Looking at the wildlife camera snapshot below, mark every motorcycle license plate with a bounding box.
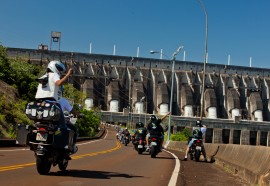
[196,146,202,150]
[36,133,48,141]
[151,142,157,146]
[138,145,143,148]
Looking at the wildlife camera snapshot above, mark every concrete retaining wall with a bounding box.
[167,141,270,186]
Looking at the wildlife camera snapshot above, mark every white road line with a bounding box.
[78,129,108,145]
[0,148,29,152]
[163,148,180,186]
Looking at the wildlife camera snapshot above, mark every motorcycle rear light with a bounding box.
[152,138,157,141]
[196,140,200,143]
[38,127,47,132]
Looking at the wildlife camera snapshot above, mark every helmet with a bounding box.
[150,115,157,121]
[196,120,202,126]
[47,60,66,74]
[137,122,144,128]
[193,129,202,138]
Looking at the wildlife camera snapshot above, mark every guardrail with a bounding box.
[101,111,270,131]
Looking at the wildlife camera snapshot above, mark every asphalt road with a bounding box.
[0,127,248,186]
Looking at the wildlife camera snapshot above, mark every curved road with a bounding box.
[0,128,176,186]
[0,127,248,186]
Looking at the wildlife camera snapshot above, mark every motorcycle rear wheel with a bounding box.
[195,149,201,162]
[58,158,69,171]
[138,148,143,154]
[150,146,156,158]
[36,156,52,175]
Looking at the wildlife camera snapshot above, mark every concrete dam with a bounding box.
[6,47,270,146]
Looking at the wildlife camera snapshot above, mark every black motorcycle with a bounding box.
[133,136,146,154]
[149,135,161,158]
[121,132,130,146]
[25,100,77,175]
[189,138,203,162]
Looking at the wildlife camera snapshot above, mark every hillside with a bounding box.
[0,79,19,101]
[0,80,23,139]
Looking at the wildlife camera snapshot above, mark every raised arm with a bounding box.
[55,68,73,86]
[160,112,170,121]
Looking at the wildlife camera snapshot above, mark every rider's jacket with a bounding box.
[134,127,147,139]
[35,72,62,101]
[147,119,164,137]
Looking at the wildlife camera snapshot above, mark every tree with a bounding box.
[75,108,101,137]
[63,83,86,106]
[0,45,42,101]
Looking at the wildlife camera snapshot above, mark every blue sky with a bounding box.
[1,0,270,68]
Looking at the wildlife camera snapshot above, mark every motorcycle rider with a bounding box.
[121,128,131,143]
[61,99,83,154]
[132,122,147,143]
[184,120,207,161]
[116,127,123,141]
[146,112,170,151]
[35,60,82,154]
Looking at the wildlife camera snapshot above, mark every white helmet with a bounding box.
[47,60,66,74]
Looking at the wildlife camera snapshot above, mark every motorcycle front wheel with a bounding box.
[36,156,52,175]
[58,158,69,171]
[189,151,194,160]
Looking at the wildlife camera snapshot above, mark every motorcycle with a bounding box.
[25,100,77,175]
[116,130,123,141]
[121,133,130,146]
[133,136,146,154]
[189,138,203,162]
[149,135,161,158]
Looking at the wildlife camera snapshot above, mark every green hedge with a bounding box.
[170,128,192,141]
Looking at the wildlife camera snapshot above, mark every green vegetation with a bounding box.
[170,128,192,141]
[0,45,101,138]
[160,117,191,142]
[76,108,102,137]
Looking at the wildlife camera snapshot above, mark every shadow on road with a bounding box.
[179,157,215,163]
[154,156,175,160]
[49,170,144,179]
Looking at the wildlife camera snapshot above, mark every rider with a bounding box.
[35,60,82,153]
[132,122,147,143]
[184,120,207,161]
[146,112,170,151]
[61,99,83,154]
[121,128,131,142]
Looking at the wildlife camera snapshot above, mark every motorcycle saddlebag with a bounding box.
[53,128,74,151]
[25,101,61,122]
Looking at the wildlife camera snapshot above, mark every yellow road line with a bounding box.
[0,167,24,172]
[0,140,122,172]
[0,163,36,170]
[71,140,121,159]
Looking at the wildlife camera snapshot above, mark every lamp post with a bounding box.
[198,0,208,120]
[128,98,133,129]
[150,46,184,142]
